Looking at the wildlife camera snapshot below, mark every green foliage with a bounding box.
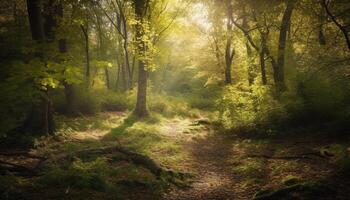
[232,158,265,184]
[217,82,283,129]
[101,91,132,112]
[75,89,101,115]
[0,175,24,200]
[148,95,190,117]
[38,158,109,191]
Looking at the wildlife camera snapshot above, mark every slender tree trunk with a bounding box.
[121,60,127,91]
[259,51,267,85]
[246,42,255,85]
[318,11,326,46]
[242,9,255,85]
[260,33,268,85]
[81,24,90,84]
[131,55,136,85]
[105,68,110,89]
[123,37,132,89]
[224,39,233,84]
[275,0,295,91]
[115,51,122,90]
[118,1,132,88]
[134,0,149,118]
[224,2,234,84]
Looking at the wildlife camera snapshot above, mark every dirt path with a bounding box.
[161,121,255,200]
[159,118,341,200]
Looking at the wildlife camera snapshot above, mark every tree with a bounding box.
[23,0,55,135]
[224,0,234,84]
[134,0,150,118]
[275,0,295,91]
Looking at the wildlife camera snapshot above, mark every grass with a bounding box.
[106,114,189,168]
[21,108,194,199]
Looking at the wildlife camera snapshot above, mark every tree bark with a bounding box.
[260,32,268,85]
[134,0,149,118]
[116,0,132,89]
[80,24,90,84]
[105,68,110,89]
[275,0,295,91]
[224,2,234,84]
[318,11,326,46]
[27,0,45,41]
[23,0,55,135]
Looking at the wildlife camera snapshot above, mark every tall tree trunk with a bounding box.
[123,36,132,89]
[121,60,127,91]
[259,32,268,85]
[81,24,90,84]
[241,9,255,85]
[318,11,326,46]
[105,68,110,89]
[224,39,233,84]
[275,0,295,91]
[115,51,122,90]
[134,0,149,118]
[24,0,55,135]
[117,1,132,89]
[224,1,234,84]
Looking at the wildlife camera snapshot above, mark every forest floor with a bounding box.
[1,111,350,200]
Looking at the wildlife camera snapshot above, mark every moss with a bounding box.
[282,175,300,186]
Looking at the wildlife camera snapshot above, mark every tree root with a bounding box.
[0,145,191,187]
[0,151,46,160]
[55,145,191,187]
[246,151,331,160]
[0,151,47,177]
[253,182,333,200]
[0,160,39,177]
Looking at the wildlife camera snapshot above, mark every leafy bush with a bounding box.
[148,95,192,117]
[101,91,132,112]
[217,72,350,134]
[217,82,283,129]
[75,89,101,115]
[53,89,134,115]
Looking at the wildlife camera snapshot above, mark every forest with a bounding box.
[0,0,350,199]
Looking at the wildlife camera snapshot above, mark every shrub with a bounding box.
[75,89,101,115]
[148,95,190,117]
[217,82,283,129]
[101,92,131,112]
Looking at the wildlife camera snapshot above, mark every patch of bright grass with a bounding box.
[232,158,265,184]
